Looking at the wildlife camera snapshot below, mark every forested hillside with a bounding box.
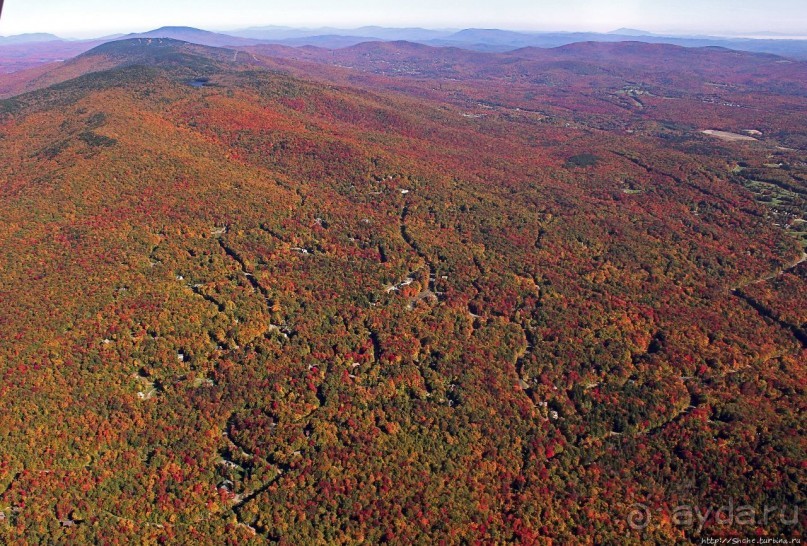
[0,39,804,543]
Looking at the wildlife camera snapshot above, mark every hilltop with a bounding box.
[0,33,62,45]
[121,26,260,47]
[0,38,261,98]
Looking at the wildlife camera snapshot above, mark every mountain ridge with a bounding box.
[0,33,62,45]
[119,26,260,47]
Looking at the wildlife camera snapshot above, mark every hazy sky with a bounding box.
[1,0,805,38]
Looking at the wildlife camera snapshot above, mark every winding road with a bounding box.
[732,251,807,292]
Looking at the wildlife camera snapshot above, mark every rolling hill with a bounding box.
[0,33,62,45]
[120,26,261,47]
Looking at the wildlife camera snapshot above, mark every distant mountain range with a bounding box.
[0,33,62,45]
[230,25,454,42]
[423,28,807,57]
[608,28,656,36]
[120,26,260,47]
[2,25,807,60]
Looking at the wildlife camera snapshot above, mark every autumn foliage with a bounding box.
[0,38,804,544]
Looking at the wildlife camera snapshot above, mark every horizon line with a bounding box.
[3,24,807,42]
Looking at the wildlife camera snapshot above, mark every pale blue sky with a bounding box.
[2,0,806,38]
